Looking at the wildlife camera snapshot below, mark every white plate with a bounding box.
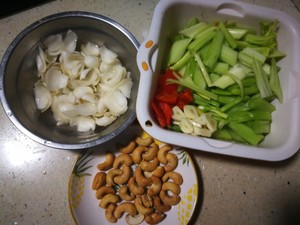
[68,124,199,225]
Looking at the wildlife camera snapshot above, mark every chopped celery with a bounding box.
[270,58,283,103]
[246,120,271,134]
[180,22,211,38]
[188,26,217,51]
[252,57,273,98]
[219,22,238,49]
[228,28,249,40]
[213,62,229,74]
[170,51,191,71]
[227,121,264,145]
[192,50,213,87]
[203,31,224,69]
[167,38,192,66]
[219,44,238,66]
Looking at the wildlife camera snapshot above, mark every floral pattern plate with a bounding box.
[68,124,199,225]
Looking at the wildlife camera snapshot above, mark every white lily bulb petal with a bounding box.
[43,34,63,56]
[63,29,78,53]
[58,102,79,118]
[95,115,117,126]
[70,116,96,132]
[97,98,107,115]
[81,42,100,56]
[45,67,68,91]
[118,78,133,98]
[99,44,117,64]
[73,86,94,99]
[101,64,125,86]
[83,54,99,68]
[36,47,47,74]
[33,83,52,112]
[75,102,98,116]
[104,90,128,116]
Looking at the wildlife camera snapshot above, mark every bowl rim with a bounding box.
[0,11,140,150]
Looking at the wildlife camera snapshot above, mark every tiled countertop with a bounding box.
[0,0,299,225]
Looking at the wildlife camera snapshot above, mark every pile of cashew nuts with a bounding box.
[92,135,183,225]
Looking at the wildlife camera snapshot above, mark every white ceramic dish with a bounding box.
[68,124,199,225]
[136,0,300,161]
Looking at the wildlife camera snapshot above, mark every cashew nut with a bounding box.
[113,153,133,169]
[135,167,152,187]
[164,153,178,172]
[119,140,136,154]
[106,168,123,186]
[135,136,153,146]
[114,202,138,219]
[140,158,159,172]
[141,194,153,208]
[119,185,136,201]
[105,203,117,223]
[157,145,173,164]
[159,182,181,206]
[145,166,165,178]
[125,213,145,225]
[97,151,115,171]
[99,193,119,209]
[162,171,183,185]
[114,164,132,185]
[95,186,115,199]
[134,196,153,215]
[92,172,106,190]
[147,175,162,197]
[132,146,148,164]
[128,177,145,195]
[144,212,166,224]
[153,196,171,213]
[142,142,159,161]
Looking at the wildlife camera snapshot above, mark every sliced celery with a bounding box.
[167,38,192,66]
[180,22,211,38]
[219,22,238,49]
[252,57,273,98]
[227,121,264,145]
[192,51,213,87]
[270,58,283,103]
[203,31,224,69]
[188,26,217,51]
[228,28,249,40]
[170,51,191,71]
[246,120,271,134]
[219,44,238,66]
[213,62,229,74]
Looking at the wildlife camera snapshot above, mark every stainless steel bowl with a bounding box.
[0,11,140,149]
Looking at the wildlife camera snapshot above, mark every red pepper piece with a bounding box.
[151,100,167,128]
[177,89,193,110]
[158,69,178,93]
[158,102,173,127]
[154,90,178,105]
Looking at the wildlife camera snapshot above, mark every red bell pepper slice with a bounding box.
[177,88,193,110]
[151,100,167,128]
[154,90,178,105]
[158,69,178,93]
[158,102,173,127]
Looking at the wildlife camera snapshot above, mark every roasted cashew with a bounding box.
[99,193,119,209]
[147,175,162,197]
[135,167,152,187]
[132,146,148,164]
[142,142,159,161]
[164,153,178,172]
[114,164,132,185]
[113,153,133,169]
[140,158,159,172]
[135,136,153,146]
[92,172,106,190]
[105,203,117,223]
[95,186,115,199]
[153,196,171,213]
[97,151,115,171]
[119,185,136,201]
[162,171,183,185]
[159,182,181,206]
[119,140,136,154]
[114,202,138,219]
[141,194,153,208]
[157,145,173,164]
[144,212,166,225]
[106,168,123,186]
[134,196,153,215]
[128,177,145,195]
[152,166,165,178]
[125,213,145,225]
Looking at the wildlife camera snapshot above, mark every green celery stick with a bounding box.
[219,22,238,49]
[167,38,192,66]
[219,44,238,66]
[203,31,224,69]
[270,58,283,103]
